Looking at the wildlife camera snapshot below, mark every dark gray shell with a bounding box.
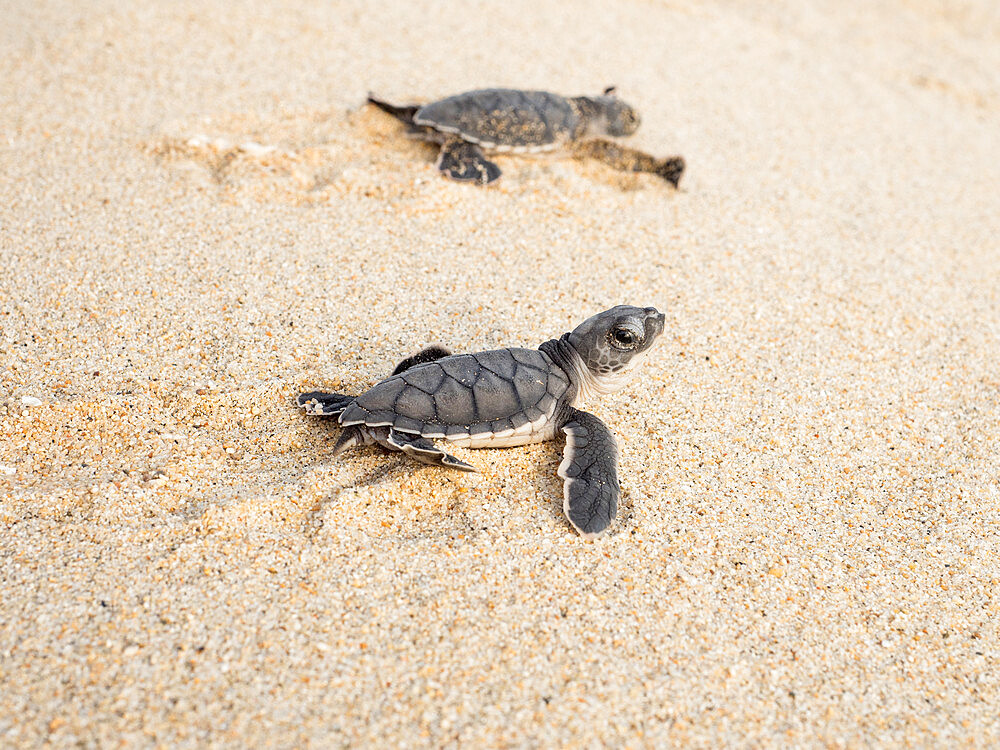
[414,89,580,152]
[339,348,572,439]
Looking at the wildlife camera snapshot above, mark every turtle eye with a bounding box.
[609,327,639,349]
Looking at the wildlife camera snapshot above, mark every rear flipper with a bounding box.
[558,408,620,539]
[386,429,476,472]
[367,94,420,125]
[573,138,685,187]
[297,391,353,417]
[332,424,365,456]
[437,139,502,185]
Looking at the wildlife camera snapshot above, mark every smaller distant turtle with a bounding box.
[297,306,665,538]
[367,87,685,187]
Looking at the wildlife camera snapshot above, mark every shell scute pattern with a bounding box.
[342,348,568,438]
[469,421,492,437]
[421,424,448,439]
[513,367,544,404]
[510,348,547,368]
[400,362,446,393]
[524,406,545,422]
[547,370,570,391]
[431,375,475,424]
[509,411,530,430]
[415,90,578,152]
[490,417,515,436]
[472,350,517,380]
[393,386,435,421]
[538,393,556,413]
[393,415,424,434]
[470,368,521,419]
[440,355,479,385]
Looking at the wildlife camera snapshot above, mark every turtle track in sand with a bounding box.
[143,105,422,203]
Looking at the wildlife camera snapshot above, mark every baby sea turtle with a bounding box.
[297,306,665,538]
[367,87,685,187]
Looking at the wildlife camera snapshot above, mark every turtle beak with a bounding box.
[643,308,665,339]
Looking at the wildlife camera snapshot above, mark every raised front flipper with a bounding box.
[573,139,685,187]
[558,408,620,539]
[386,429,476,472]
[437,139,502,185]
[391,346,452,376]
[297,391,354,417]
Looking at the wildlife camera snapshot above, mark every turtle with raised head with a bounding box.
[367,88,685,187]
[297,306,665,538]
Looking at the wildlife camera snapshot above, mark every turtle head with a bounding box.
[566,306,665,395]
[574,89,641,138]
[595,88,640,136]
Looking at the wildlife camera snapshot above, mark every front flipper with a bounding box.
[386,429,476,472]
[573,139,685,187]
[436,139,502,185]
[558,409,620,539]
[297,391,354,417]
[391,346,452,376]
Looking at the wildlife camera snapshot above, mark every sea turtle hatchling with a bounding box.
[367,87,685,187]
[297,306,666,538]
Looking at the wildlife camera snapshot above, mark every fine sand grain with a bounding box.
[2,0,999,746]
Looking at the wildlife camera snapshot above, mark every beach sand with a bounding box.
[2,0,999,745]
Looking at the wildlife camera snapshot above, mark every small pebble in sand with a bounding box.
[240,141,277,157]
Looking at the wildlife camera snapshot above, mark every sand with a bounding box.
[2,0,999,746]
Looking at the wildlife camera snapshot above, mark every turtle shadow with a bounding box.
[613,488,636,538]
[301,452,409,537]
[295,418,634,540]
[302,447,497,542]
[521,447,570,529]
